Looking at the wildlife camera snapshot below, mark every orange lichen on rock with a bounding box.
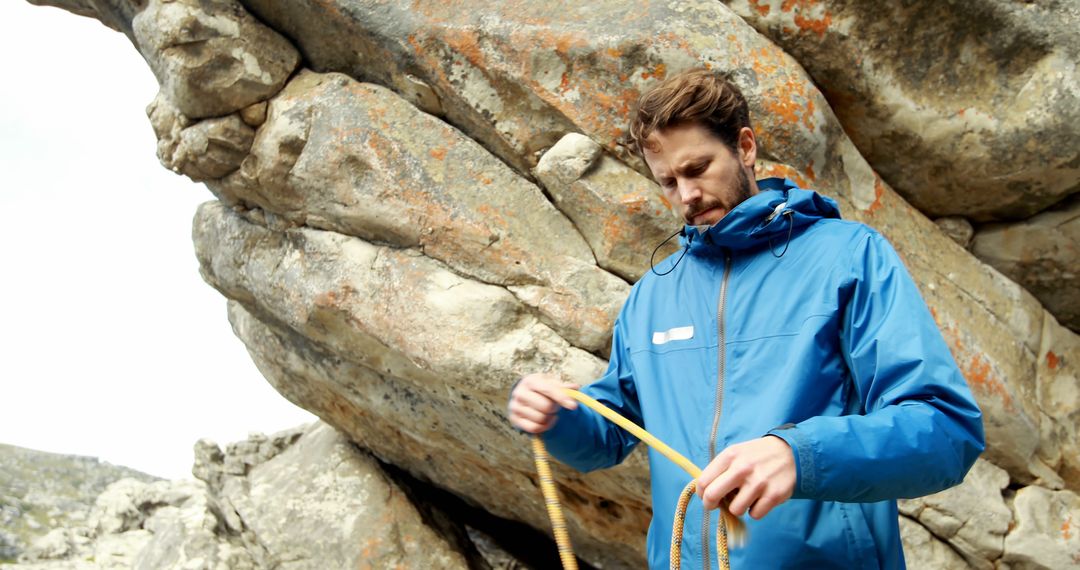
[1047,351,1060,370]
[657,194,673,211]
[963,353,1013,411]
[750,46,818,134]
[429,147,447,160]
[442,28,485,68]
[866,175,886,215]
[756,162,812,190]
[749,0,771,16]
[1063,515,1073,540]
[621,193,649,215]
[641,63,667,81]
[780,0,833,37]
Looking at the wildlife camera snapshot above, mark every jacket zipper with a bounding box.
[703,251,732,570]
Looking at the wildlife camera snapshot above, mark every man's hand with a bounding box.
[507,373,580,434]
[697,435,796,520]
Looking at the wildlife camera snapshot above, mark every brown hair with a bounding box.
[627,68,751,157]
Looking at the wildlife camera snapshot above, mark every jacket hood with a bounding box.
[681,177,841,254]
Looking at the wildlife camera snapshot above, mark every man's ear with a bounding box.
[738,127,757,168]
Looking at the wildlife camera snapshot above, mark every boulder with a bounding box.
[194,423,471,569]
[26,0,140,39]
[534,133,680,282]
[935,217,975,250]
[721,0,1080,222]
[899,517,971,570]
[207,70,628,353]
[132,0,299,119]
[899,459,1012,567]
[22,0,1080,567]
[193,200,645,567]
[1002,486,1080,569]
[972,195,1080,332]
[147,93,254,181]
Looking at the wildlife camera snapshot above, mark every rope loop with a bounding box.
[531,389,743,570]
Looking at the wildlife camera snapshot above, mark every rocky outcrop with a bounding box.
[0,443,159,564]
[193,423,472,569]
[3,426,542,570]
[5,477,252,570]
[24,0,1080,568]
[191,0,1076,491]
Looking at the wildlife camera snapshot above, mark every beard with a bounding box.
[682,167,754,226]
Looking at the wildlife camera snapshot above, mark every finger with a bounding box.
[513,389,562,416]
[696,452,734,498]
[509,404,553,426]
[512,415,557,434]
[701,463,747,510]
[748,489,784,520]
[533,381,578,410]
[726,478,765,517]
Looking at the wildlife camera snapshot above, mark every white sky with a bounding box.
[1,2,316,479]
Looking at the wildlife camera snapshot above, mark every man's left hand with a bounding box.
[696,435,796,520]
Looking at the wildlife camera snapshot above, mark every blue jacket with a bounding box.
[542,178,984,569]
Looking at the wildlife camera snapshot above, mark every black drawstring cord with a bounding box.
[650,228,690,276]
[768,211,795,258]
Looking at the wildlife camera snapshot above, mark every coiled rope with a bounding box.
[531,388,745,570]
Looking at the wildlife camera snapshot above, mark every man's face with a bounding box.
[642,123,757,227]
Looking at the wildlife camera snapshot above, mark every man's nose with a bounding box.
[678,180,701,204]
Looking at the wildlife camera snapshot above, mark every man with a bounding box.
[507,68,984,569]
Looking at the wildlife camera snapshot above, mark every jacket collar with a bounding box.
[680,178,841,254]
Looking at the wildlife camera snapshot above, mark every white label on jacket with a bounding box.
[652,326,694,345]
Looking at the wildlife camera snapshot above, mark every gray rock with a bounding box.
[197,422,470,569]
[973,195,1080,332]
[899,516,971,570]
[208,70,627,353]
[535,133,680,282]
[225,301,647,569]
[0,443,158,565]
[132,0,300,119]
[26,0,139,39]
[147,92,254,181]
[900,459,1012,567]
[722,0,1080,222]
[1001,486,1080,569]
[935,217,975,250]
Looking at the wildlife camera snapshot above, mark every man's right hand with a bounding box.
[507,373,580,434]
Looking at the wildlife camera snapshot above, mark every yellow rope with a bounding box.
[532,437,578,570]
[531,388,745,570]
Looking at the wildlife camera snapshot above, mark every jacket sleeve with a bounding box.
[768,230,985,502]
[539,316,642,473]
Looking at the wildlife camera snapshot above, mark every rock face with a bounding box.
[24,0,1080,568]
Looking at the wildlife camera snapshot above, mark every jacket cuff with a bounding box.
[766,424,817,499]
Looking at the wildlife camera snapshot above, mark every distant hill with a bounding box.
[0,443,159,563]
